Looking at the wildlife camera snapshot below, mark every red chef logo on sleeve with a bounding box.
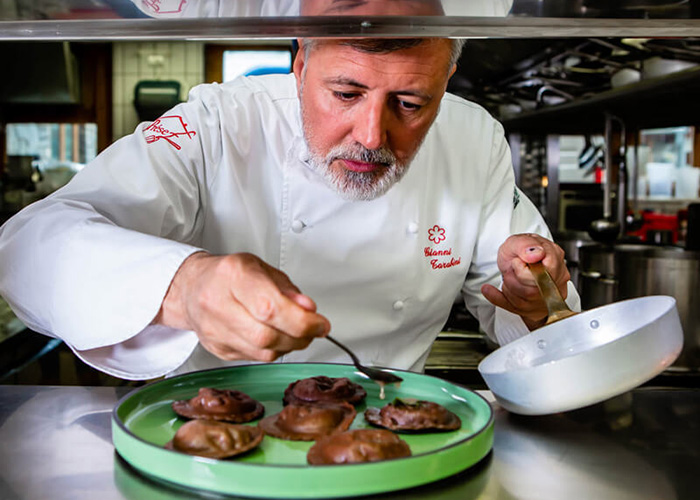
[142,0,188,14]
[424,224,462,270]
[143,115,196,151]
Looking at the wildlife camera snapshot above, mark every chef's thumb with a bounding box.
[519,245,545,264]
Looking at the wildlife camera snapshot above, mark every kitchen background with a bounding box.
[1,0,700,388]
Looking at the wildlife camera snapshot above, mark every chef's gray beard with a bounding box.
[304,142,409,201]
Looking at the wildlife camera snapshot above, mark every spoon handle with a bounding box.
[326,335,361,365]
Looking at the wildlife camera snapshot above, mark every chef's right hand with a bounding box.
[153,251,330,362]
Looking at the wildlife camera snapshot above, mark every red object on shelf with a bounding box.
[628,212,679,243]
[594,166,604,184]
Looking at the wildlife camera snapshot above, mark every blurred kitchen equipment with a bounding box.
[325,336,403,385]
[646,229,673,245]
[577,136,605,176]
[588,114,626,243]
[5,155,37,186]
[642,56,698,79]
[2,155,42,212]
[554,230,595,287]
[528,262,578,325]
[610,67,641,88]
[616,245,700,370]
[478,295,683,415]
[133,80,181,122]
[645,162,676,197]
[686,203,700,251]
[558,186,605,233]
[588,219,621,243]
[628,211,679,243]
[579,243,621,309]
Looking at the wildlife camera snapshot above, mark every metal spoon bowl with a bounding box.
[326,335,403,385]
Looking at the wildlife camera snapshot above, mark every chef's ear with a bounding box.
[293,39,306,91]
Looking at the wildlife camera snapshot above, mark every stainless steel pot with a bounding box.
[578,243,700,371]
[579,273,617,309]
[553,231,596,290]
[578,243,622,309]
[616,246,700,370]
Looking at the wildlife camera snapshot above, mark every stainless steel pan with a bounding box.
[478,287,683,415]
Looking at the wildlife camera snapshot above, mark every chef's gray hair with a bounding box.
[301,38,466,74]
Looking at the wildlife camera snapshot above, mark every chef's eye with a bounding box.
[398,100,422,112]
[334,91,359,101]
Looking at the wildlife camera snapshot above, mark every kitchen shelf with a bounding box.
[503,65,700,134]
[1,16,700,41]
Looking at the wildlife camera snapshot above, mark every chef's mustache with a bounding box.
[328,144,397,168]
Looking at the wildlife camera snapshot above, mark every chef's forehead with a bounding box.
[300,0,445,17]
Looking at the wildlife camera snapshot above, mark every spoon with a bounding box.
[528,262,578,326]
[326,335,403,397]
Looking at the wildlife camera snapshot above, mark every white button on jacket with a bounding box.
[0,74,579,380]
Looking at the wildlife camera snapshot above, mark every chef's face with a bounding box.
[294,39,455,200]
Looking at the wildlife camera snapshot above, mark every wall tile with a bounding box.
[170,44,186,75]
[122,43,141,75]
[112,74,125,106]
[112,44,124,76]
[112,41,205,140]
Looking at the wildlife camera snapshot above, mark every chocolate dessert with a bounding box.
[165,419,263,459]
[364,398,461,432]
[172,387,264,423]
[307,428,411,465]
[258,401,356,441]
[283,376,366,406]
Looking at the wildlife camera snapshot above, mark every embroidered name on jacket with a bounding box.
[143,116,196,150]
[424,225,462,270]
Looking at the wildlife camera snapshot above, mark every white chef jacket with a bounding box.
[0,73,579,380]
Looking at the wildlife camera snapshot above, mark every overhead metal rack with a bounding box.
[1,16,700,41]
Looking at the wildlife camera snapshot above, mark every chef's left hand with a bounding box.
[481,233,570,330]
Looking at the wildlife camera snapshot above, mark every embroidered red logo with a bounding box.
[424,224,461,270]
[428,225,446,244]
[142,0,187,14]
[143,115,196,150]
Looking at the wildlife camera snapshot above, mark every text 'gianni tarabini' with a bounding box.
[425,225,461,270]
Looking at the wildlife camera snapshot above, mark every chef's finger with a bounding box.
[268,270,319,312]
[200,327,314,363]
[195,300,316,362]
[483,280,549,330]
[481,283,522,316]
[229,257,329,339]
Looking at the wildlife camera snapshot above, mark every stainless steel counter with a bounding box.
[0,385,698,500]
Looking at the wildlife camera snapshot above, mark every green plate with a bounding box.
[112,363,494,499]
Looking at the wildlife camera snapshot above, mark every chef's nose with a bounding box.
[353,99,388,151]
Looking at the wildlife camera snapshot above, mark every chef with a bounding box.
[0,9,578,382]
